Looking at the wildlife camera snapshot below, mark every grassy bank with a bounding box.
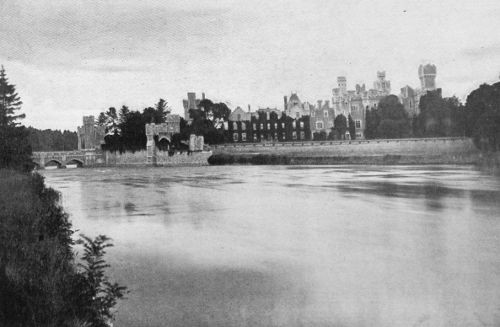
[0,169,125,327]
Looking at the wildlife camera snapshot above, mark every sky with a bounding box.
[1,0,500,130]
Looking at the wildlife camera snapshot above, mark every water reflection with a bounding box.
[42,165,500,327]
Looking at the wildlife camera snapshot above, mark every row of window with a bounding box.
[230,121,305,130]
[313,120,362,130]
[233,131,306,142]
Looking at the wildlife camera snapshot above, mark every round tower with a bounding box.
[418,64,437,91]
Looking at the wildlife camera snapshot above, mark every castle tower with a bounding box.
[418,64,437,91]
[337,76,347,94]
[374,71,391,95]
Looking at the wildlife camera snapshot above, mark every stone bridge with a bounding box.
[32,150,105,169]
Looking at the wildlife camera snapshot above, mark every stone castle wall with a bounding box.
[104,149,211,166]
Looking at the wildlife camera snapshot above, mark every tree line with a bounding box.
[363,85,500,151]
[27,127,78,152]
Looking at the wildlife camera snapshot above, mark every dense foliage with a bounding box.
[98,100,171,152]
[27,127,78,151]
[366,95,411,139]
[0,171,127,326]
[333,114,347,140]
[465,81,500,151]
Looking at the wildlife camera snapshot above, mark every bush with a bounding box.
[0,170,126,326]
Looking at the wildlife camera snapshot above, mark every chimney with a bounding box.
[317,100,322,109]
[202,92,205,100]
[248,104,251,112]
[325,100,330,108]
[284,96,288,110]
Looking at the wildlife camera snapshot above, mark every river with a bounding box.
[42,165,500,327]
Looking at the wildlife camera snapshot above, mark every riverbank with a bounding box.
[0,169,125,326]
[209,137,481,165]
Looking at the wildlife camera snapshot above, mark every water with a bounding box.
[42,165,500,327]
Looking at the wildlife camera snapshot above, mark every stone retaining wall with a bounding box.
[104,150,211,166]
[212,137,478,157]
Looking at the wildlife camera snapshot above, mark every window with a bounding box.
[316,121,324,129]
[241,122,246,130]
[292,121,296,129]
[266,112,270,120]
[300,121,304,129]
[355,120,361,128]
[267,123,271,130]
[274,123,278,129]
[296,112,300,118]
[282,132,286,140]
[253,123,256,130]
[292,131,297,140]
[237,114,241,120]
[328,121,334,128]
[282,122,285,128]
[242,133,247,141]
[268,134,272,141]
[233,133,239,142]
[260,123,264,129]
[254,133,258,141]
[351,106,357,111]
[274,133,278,140]
[233,122,237,130]
[311,110,315,117]
[356,133,362,138]
[324,111,328,117]
[300,131,305,140]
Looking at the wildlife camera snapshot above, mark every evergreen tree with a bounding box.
[348,114,356,140]
[333,114,347,140]
[0,65,24,126]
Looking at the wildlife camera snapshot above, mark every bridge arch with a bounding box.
[66,158,84,167]
[45,159,63,168]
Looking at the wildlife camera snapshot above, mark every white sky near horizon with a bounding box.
[1,0,500,131]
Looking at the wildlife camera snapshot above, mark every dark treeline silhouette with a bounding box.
[366,93,463,139]
[27,127,78,151]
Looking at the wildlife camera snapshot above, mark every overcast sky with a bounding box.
[1,0,500,130]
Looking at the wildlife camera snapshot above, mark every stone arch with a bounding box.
[45,159,63,168]
[66,158,84,167]
[156,136,171,151]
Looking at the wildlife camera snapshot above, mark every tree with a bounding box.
[365,106,380,139]
[376,95,410,139]
[416,92,453,137]
[465,81,500,150]
[0,66,24,126]
[348,114,356,140]
[76,235,128,327]
[0,125,34,171]
[333,114,347,139]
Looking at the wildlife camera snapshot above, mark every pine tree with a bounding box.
[0,65,24,126]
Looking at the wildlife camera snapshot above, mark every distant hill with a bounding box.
[27,127,78,152]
